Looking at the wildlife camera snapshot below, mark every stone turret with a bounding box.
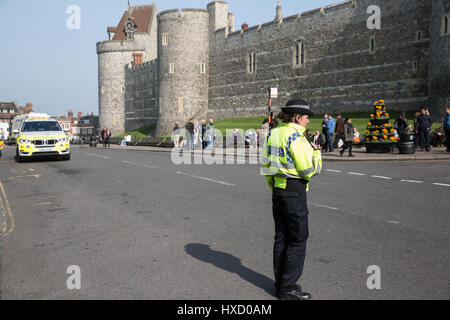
[155,9,210,137]
[97,4,157,136]
[275,1,282,22]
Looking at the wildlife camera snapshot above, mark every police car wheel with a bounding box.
[15,148,24,163]
[62,153,71,161]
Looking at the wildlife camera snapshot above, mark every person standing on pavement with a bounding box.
[334,114,345,149]
[205,119,216,149]
[340,118,355,157]
[321,114,328,152]
[185,119,195,151]
[417,108,433,152]
[326,115,336,153]
[394,112,408,133]
[444,106,450,152]
[173,122,181,149]
[262,98,322,300]
[105,128,112,148]
[413,112,421,148]
[201,120,207,149]
[312,130,324,149]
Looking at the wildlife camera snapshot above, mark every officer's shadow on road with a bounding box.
[185,243,275,297]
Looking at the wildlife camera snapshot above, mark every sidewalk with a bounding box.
[79,145,450,162]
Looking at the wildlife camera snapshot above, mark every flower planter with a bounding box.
[365,143,394,153]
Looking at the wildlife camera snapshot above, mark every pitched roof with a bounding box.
[112,5,154,41]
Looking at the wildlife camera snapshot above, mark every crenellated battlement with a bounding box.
[219,0,355,41]
[127,59,158,72]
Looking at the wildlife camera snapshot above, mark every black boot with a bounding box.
[278,286,311,300]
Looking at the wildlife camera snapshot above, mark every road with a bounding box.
[0,145,449,299]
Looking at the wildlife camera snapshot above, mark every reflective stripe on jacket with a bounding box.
[261,122,322,191]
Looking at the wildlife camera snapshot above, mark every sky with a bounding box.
[0,0,333,117]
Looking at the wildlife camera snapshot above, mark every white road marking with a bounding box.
[432,183,450,187]
[86,153,109,159]
[176,172,235,187]
[121,160,156,169]
[348,172,366,176]
[387,220,400,225]
[401,180,424,184]
[371,175,392,180]
[326,169,342,173]
[310,203,339,211]
[121,161,140,166]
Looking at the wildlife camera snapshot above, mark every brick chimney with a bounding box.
[241,23,248,30]
[68,110,73,118]
[133,53,143,66]
[77,112,83,117]
[25,103,33,113]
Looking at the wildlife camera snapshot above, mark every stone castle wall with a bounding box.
[208,0,431,120]
[124,60,159,132]
[429,0,450,121]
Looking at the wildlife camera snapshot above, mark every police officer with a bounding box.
[261,98,322,300]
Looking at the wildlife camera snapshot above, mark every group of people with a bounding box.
[320,114,359,157]
[172,119,216,150]
[100,127,112,148]
[395,107,450,152]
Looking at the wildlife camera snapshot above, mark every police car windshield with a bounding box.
[21,121,62,132]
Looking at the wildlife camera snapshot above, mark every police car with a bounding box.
[14,113,71,162]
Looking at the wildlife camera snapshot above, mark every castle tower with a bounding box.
[429,0,450,120]
[97,4,157,136]
[155,9,210,137]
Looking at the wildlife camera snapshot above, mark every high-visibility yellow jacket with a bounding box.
[0,141,4,150]
[261,122,322,191]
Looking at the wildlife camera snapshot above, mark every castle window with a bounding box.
[369,36,376,54]
[200,63,206,74]
[178,97,184,113]
[443,15,450,36]
[122,86,125,93]
[169,63,175,74]
[101,87,105,94]
[412,60,418,72]
[294,41,305,67]
[415,30,423,41]
[162,33,169,46]
[247,52,256,74]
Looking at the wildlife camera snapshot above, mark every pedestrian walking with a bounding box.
[326,115,336,152]
[321,114,328,152]
[173,122,181,148]
[340,118,354,157]
[262,98,322,300]
[444,106,450,152]
[417,108,433,151]
[334,114,345,149]
[185,119,195,150]
[413,112,421,148]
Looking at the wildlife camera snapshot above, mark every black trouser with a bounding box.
[341,141,353,154]
[446,130,450,151]
[272,186,309,292]
[419,130,430,149]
